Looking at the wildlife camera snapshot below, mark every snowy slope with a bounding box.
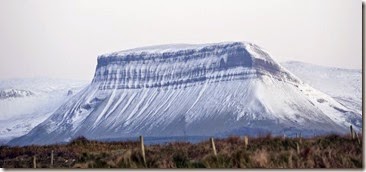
[0,78,88,144]
[281,61,362,114]
[9,42,362,146]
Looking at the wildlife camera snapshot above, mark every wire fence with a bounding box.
[0,129,361,168]
[0,153,76,168]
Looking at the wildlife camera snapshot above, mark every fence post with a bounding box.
[350,125,355,140]
[51,150,54,168]
[244,136,249,149]
[299,132,302,144]
[140,135,146,167]
[210,137,217,157]
[356,131,361,145]
[296,142,300,155]
[33,156,37,168]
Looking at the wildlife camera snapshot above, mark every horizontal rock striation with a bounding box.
[9,41,360,146]
[92,42,298,90]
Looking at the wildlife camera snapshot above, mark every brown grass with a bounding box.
[0,134,362,168]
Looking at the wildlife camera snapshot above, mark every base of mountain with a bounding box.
[0,134,362,168]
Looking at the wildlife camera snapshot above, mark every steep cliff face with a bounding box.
[9,42,361,146]
[92,42,299,90]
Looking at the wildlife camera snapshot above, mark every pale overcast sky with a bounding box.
[0,0,362,81]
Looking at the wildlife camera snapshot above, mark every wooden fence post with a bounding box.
[244,136,249,149]
[51,150,54,168]
[210,137,217,157]
[350,125,355,140]
[356,131,361,145]
[299,132,302,144]
[33,156,37,168]
[140,135,146,166]
[296,142,300,155]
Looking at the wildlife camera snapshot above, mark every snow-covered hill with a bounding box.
[9,42,362,146]
[0,78,88,144]
[281,61,361,114]
[0,89,34,99]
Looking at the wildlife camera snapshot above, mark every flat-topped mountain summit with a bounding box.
[9,42,361,146]
[93,42,299,90]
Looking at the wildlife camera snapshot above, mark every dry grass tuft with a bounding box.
[0,134,362,168]
[252,149,268,167]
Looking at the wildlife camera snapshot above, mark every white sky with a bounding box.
[0,0,362,81]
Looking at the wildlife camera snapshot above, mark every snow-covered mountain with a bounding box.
[0,78,88,144]
[0,89,34,99]
[9,42,362,146]
[281,61,361,115]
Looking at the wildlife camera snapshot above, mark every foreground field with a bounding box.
[0,134,362,168]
